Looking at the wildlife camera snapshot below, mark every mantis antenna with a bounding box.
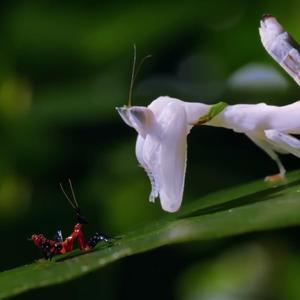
[68,178,79,208]
[59,179,79,211]
[128,44,152,107]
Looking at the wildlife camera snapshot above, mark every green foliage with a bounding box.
[1,171,300,299]
[1,1,300,299]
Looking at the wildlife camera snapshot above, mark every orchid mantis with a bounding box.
[117,15,300,212]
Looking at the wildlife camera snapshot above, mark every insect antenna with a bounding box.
[128,44,151,107]
[68,178,79,209]
[59,179,88,224]
[59,181,77,211]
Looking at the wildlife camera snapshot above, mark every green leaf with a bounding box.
[1,171,300,299]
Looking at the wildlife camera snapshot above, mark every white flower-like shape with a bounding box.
[117,95,300,212]
[116,96,212,212]
[116,14,300,212]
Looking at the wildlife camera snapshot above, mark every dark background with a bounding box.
[1,1,300,299]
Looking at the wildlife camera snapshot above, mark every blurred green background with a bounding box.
[1,0,300,299]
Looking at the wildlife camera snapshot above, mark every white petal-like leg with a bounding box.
[142,134,161,203]
[156,102,188,212]
[136,135,160,202]
[265,129,300,158]
[246,134,286,182]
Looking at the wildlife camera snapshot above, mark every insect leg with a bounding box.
[265,129,300,157]
[246,134,286,182]
[77,228,89,251]
[61,224,82,253]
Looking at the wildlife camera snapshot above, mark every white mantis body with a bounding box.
[117,15,300,212]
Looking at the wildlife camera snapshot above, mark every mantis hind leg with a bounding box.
[264,129,300,181]
[246,134,286,182]
[265,130,300,158]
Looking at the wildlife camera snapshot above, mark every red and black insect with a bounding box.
[31,180,111,259]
